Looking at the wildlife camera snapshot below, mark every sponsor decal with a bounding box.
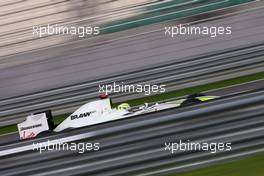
[22,131,36,139]
[71,111,96,120]
[20,124,42,131]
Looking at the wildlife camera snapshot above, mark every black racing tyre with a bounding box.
[181,98,201,106]
[37,130,54,138]
[187,93,205,99]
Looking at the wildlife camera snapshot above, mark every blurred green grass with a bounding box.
[168,153,264,176]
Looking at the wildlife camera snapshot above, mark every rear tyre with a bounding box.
[37,130,54,138]
[181,98,201,106]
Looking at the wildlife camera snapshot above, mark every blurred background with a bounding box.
[0,0,264,176]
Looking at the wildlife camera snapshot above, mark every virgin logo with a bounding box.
[22,131,36,139]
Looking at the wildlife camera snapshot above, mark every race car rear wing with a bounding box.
[17,111,54,140]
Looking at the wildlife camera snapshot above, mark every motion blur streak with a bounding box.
[0,89,263,176]
[1,2,264,128]
[1,2,264,100]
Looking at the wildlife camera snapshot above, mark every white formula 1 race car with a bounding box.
[17,93,219,140]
